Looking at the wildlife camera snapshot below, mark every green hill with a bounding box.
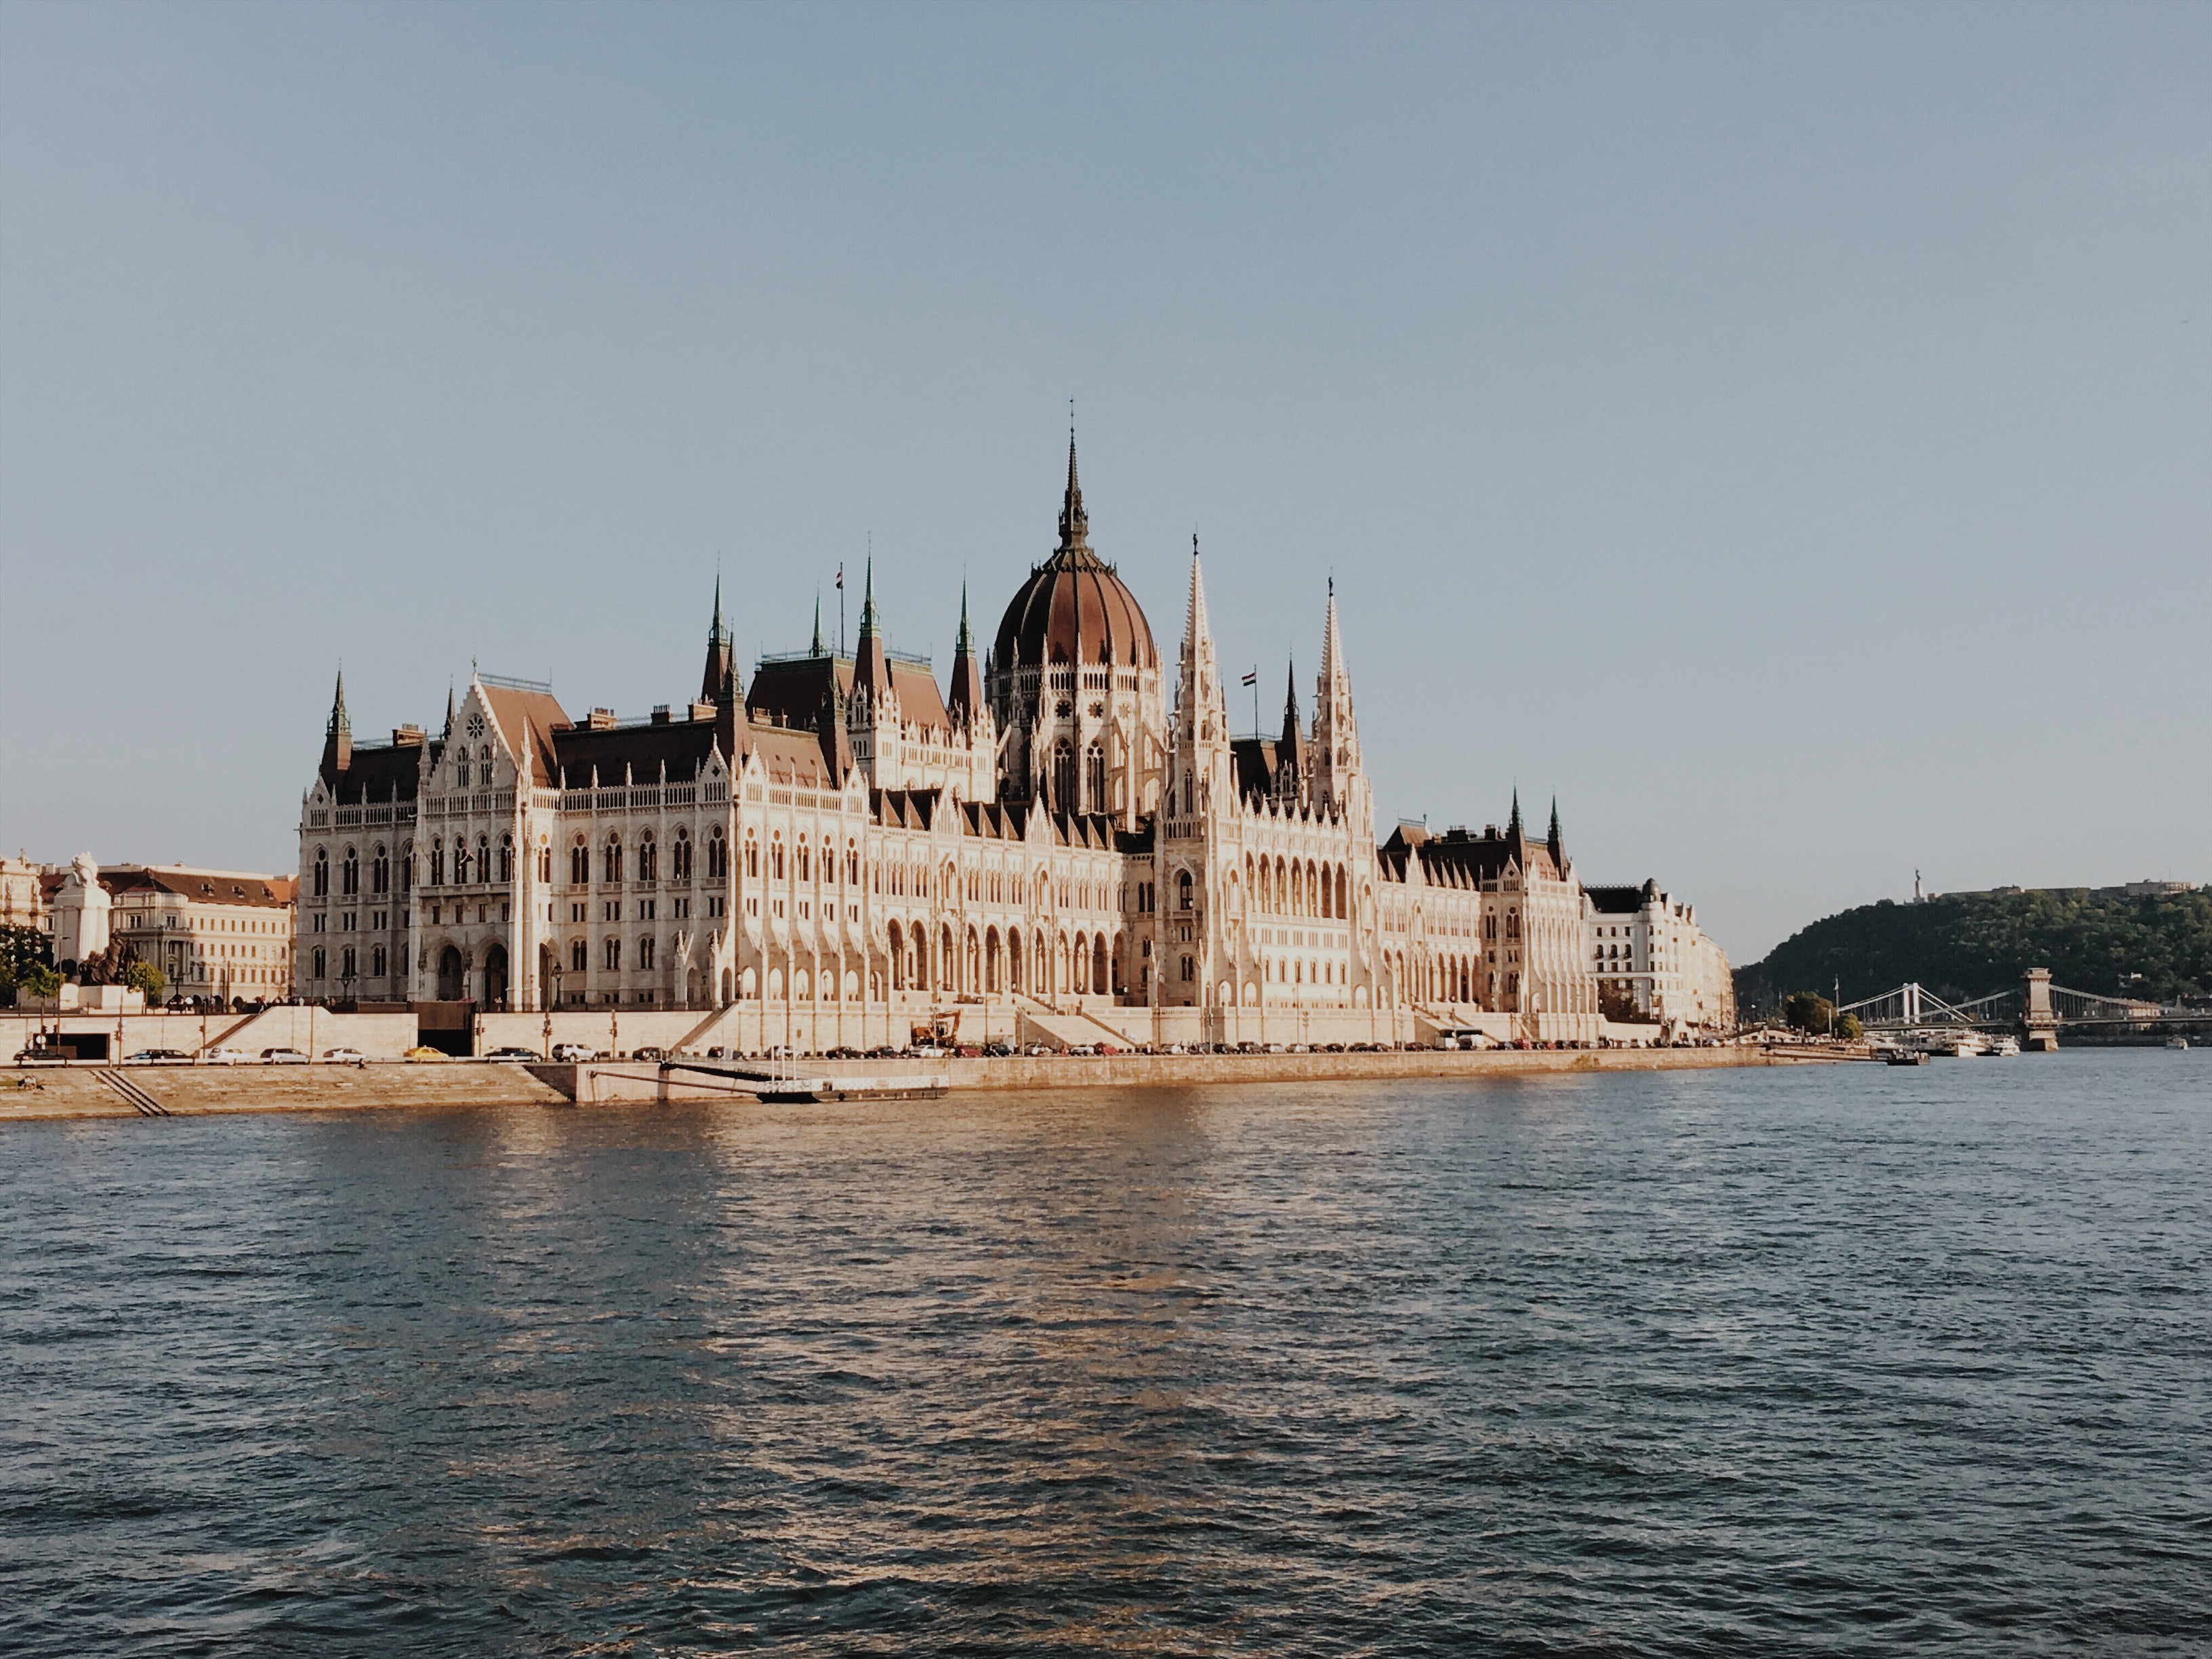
[1736,888,2212,1012]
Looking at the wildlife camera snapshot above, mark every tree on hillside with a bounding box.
[1737,888,2212,1010]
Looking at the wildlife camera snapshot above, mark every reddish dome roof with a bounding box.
[992,440,1158,671]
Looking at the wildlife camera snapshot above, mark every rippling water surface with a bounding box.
[3,1054,2209,1655]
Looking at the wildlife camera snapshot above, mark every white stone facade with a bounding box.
[295,446,1723,1047]
[1584,881,1737,1036]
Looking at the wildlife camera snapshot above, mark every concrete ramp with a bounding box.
[1017,1005,1137,1052]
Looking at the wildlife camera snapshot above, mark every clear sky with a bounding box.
[3,3,2206,962]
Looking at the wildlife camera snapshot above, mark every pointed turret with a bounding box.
[700,575,736,704]
[713,636,743,766]
[1547,797,1565,872]
[853,557,889,697]
[1277,655,1305,796]
[1057,432,1089,552]
[1169,534,1228,829]
[948,581,985,724]
[1181,533,1214,693]
[1309,578,1361,798]
[443,683,455,739]
[810,593,825,657]
[1509,789,1523,838]
[320,668,352,781]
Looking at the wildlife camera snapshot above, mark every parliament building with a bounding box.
[295,442,1732,1048]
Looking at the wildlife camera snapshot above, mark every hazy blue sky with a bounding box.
[3,3,2206,961]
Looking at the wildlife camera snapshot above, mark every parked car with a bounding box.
[484,1046,539,1061]
[403,1045,449,1062]
[550,1042,594,1063]
[320,1047,366,1063]
[123,1048,192,1063]
[204,1046,250,1065]
[260,1047,310,1064]
[14,1046,67,1064]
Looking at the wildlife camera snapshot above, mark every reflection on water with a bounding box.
[4,1055,2210,1654]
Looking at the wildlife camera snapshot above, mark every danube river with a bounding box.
[3,1053,2207,1655]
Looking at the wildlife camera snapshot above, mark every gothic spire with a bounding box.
[1278,654,1305,790]
[442,682,455,738]
[1547,796,1565,867]
[1508,788,1523,838]
[321,668,354,782]
[853,556,889,696]
[701,575,735,705]
[948,579,985,724]
[811,592,824,656]
[1056,431,1090,553]
[1183,533,1214,669]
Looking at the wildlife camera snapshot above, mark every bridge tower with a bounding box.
[2024,966,2060,1052]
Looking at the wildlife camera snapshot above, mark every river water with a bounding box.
[3,1053,2208,1656]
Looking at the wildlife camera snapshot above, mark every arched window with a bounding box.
[847,842,860,885]
[477,836,491,884]
[672,830,692,881]
[498,835,513,884]
[571,837,589,885]
[771,838,785,880]
[708,828,726,880]
[639,937,656,970]
[638,832,657,884]
[399,843,413,894]
[342,847,359,896]
[538,842,552,883]
[1052,741,1076,808]
[1085,743,1105,808]
[371,846,390,894]
[604,837,623,884]
[798,842,811,883]
[1178,872,1194,911]
[605,937,621,970]
[312,946,326,980]
[312,848,330,897]
[571,938,586,972]
[454,842,472,884]
[429,840,445,886]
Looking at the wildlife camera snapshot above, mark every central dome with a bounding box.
[993,439,1159,672]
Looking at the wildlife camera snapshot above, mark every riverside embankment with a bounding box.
[1,1042,1845,1122]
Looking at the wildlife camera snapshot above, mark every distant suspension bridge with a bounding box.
[1835,968,2185,1050]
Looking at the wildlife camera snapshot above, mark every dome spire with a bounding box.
[1057,427,1090,553]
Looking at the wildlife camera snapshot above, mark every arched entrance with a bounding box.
[436,944,464,1001]
[483,943,509,1010]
